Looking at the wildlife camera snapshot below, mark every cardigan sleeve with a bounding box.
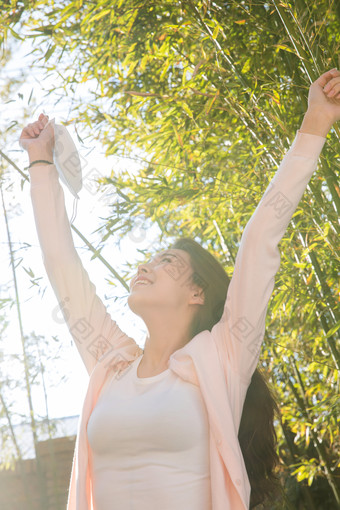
[29,163,142,376]
[211,131,326,385]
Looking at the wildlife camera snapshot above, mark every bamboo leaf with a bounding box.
[212,25,220,40]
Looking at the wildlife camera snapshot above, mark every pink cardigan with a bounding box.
[29,131,326,510]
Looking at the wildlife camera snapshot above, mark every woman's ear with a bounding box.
[191,287,205,306]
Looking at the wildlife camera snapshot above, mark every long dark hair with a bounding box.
[170,237,280,508]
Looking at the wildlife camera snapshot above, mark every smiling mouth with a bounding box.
[133,281,152,288]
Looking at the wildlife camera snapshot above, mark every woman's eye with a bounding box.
[161,256,173,263]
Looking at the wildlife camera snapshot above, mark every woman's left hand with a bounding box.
[307,68,340,125]
[300,69,340,136]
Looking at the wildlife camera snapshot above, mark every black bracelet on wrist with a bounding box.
[25,159,54,170]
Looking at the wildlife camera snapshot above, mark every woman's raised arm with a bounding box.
[20,114,142,375]
[211,69,340,386]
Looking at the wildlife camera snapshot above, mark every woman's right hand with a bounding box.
[19,113,55,160]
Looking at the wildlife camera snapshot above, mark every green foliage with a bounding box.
[1,0,340,507]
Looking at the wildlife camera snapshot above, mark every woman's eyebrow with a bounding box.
[160,250,177,258]
[149,251,178,263]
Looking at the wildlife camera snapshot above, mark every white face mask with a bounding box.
[50,118,82,199]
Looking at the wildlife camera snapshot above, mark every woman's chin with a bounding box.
[127,294,146,315]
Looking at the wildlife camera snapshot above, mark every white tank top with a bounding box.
[87,354,212,510]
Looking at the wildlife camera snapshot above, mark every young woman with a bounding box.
[20,69,340,510]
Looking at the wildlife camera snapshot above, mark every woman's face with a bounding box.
[128,248,196,316]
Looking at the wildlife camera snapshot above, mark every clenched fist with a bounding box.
[19,113,55,163]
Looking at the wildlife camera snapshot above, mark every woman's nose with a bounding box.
[137,262,150,275]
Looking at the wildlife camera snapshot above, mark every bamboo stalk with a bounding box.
[277,409,318,510]
[0,183,48,509]
[0,389,34,510]
[0,149,130,291]
[271,0,340,146]
[290,359,340,506]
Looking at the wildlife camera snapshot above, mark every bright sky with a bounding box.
[0,29,164,423]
